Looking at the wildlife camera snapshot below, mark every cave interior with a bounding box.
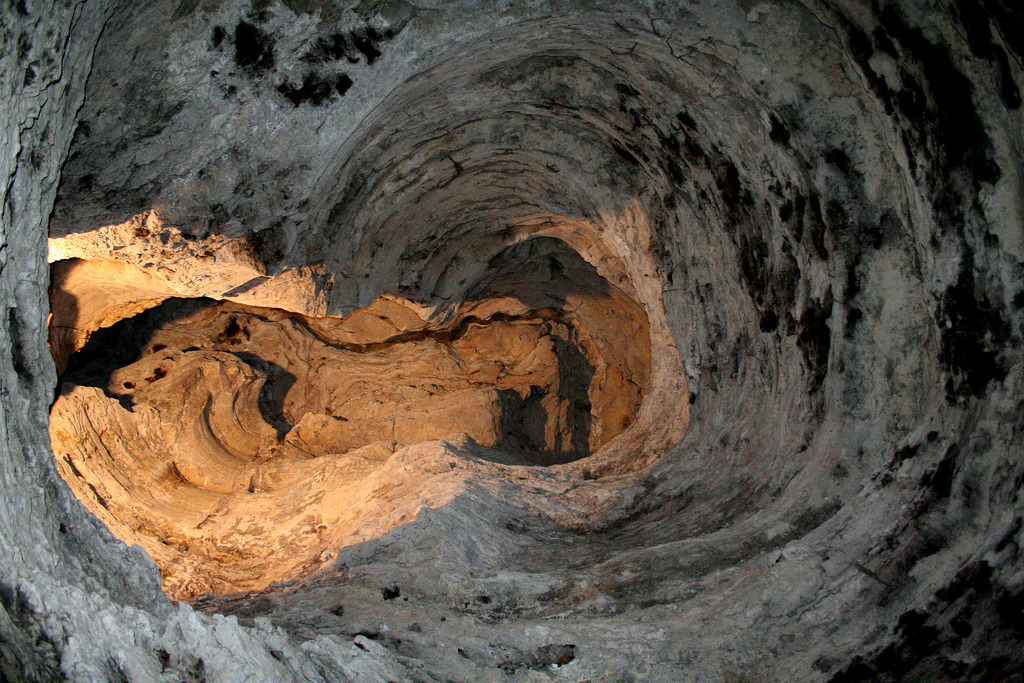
[1,0,1023,681]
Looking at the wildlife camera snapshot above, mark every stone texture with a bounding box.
[1,0,1023,682]
[49,254,650,596]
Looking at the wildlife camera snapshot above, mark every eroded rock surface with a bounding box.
[1,0,1023,681]
[50,239,652,597]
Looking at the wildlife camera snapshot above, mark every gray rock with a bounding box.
[2,0,1022,681]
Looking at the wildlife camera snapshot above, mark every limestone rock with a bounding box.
[2,0,1023,681]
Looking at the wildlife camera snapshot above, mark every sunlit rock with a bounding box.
[1,0,1022,681]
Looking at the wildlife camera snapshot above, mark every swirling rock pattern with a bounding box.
[50,239,652,597]
[0,0,1021,681]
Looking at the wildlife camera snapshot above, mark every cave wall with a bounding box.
[0,3,422,682]
[2,0,1024,681]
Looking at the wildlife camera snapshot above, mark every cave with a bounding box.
[2,0,1023,681]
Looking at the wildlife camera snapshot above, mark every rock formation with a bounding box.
[50,238,652,598]
[2,0,1022,681]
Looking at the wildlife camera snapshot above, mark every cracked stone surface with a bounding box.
[2,0,1024,681]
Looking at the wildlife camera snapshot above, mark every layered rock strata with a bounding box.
[50,237,652,597]
[0,0,1021,681]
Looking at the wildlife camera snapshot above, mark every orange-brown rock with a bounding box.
[49,238,653,597]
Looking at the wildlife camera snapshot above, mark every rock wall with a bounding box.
[2,0,1023,681]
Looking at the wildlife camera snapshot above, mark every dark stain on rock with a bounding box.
[277,72,351,106]
[847,25,892,112]
[676,111,697,130]
[352,28,383,64]
[920,443,959,499]
[536,644,576,668]
[937,560,992,604]
[611,141,640,167]
[888,443,920,469]
[301,25,396,66]
[954,0,1021,109]
[845,256,862,301]
[716,160,743,210]
[613,92,695,187]
[336,73,353,95]
[871,25,899,58]
[845,307,862,338]
[797,292,832,392]
[827,558,1024,682]
[847,8,1000,228]
[8,307,33,381]
[824,147,852,175]
[995,587,1024,635]
[244,223,287,270]
[185,656,206,683]
[875,10,994,178]
[769,113,791,145]
[0,579,64,680]
[655,131,686,184]
[120,90,186,144]
[73,120,91,140]
[210,25,226,49]
[738,229,769,298]
[17,32,31,61]
[778,200,793,222]
[936,255,1009,404]
[302,32,361,64]
[977,0,1024,63]
[615,82,641,99]
[724,171,801,341]
[804,191,828,260]
[234,20,275,75]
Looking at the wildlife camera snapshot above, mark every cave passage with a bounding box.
[7,0,1020,679]
[48,236,652,598]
